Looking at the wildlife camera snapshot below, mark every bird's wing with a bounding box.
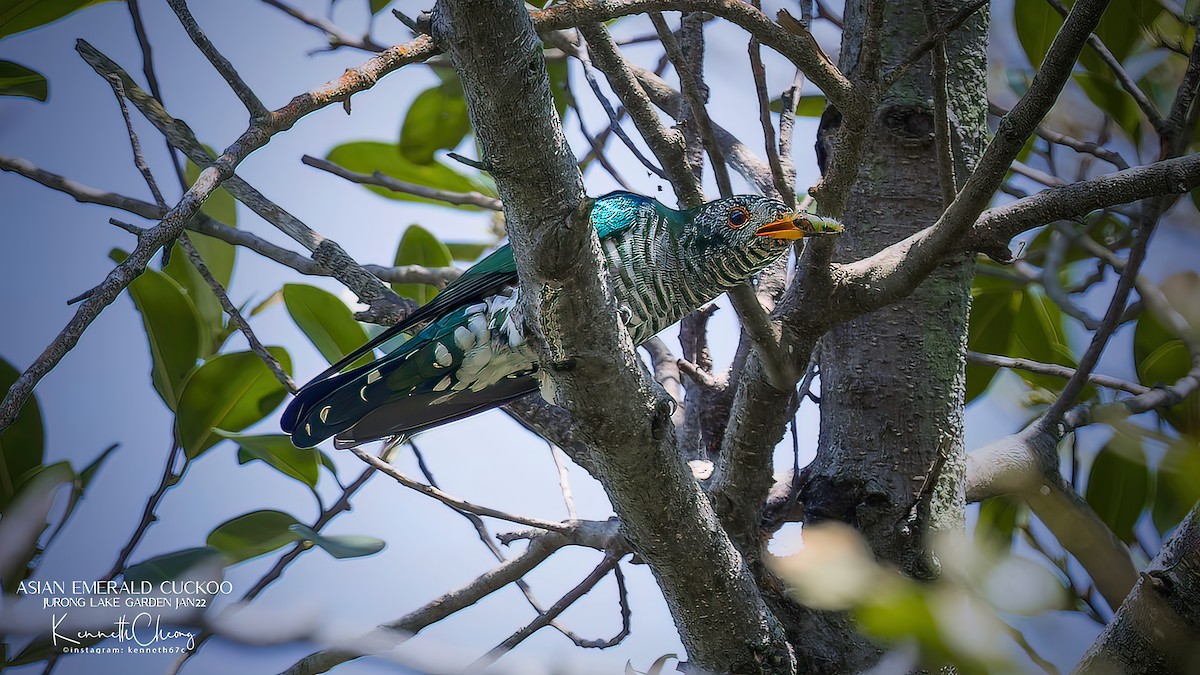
[281,245,518,434]
[281,191,672,437]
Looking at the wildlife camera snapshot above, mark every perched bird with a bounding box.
[282,192,842,448]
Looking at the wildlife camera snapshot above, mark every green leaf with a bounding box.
[124,547,225,585]
[0,60,45,101]
[282,284,372,367]
[161,158,237,341]
[160,245,218,353]
[1085,437,1149,543]
[319,450,339,478]
[1013,0,1063,68]
[326,141,492,210]
[110,249,205,409]
[369,0,389,14]
[224,432,320,489]
[445,242,489,262]
[1152,440,1200,534]
[1082,0,1162,74]
[770,94,826,117]
[250,289,283,317]
[391,225,452,304]
[1074,72,1143,144]
[547,57,571,119]
[0,0,95,41]
[0,462,73,593]
[175,348,293,459]
[399,85,472,165]
[1133,273,1200,436]
[975,496,1022,553]
[289,523,385,559]
[208,510,302,564]
[79,442,119,489]
[966,277,1019,403]
[1009,288,1078,393]
[793,95,826,117]
[0,355,43,510]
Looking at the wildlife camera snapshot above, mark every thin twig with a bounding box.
[578,23,702,205]
[76,40,411,323]
[0,154,456,290]
[777,69,804,202]
[554,31,669,180]
[882,0,989,89]
[348,448,574,533]
[1045,0,1166,133]
[467,551,624,671]
[549,443,578,520]
[565,72,634,189]
[165,0,270,119]
[102,445,186,581]
[921,0,958,208]
[994,103,1130,170]
[301,155,502,210]
[127,0,187,190]
[966,351,1150,395]
[280,530,575,675]
[178,235,297,392]
[169,464,377,672]
[102,71,166,208]
[1041,227,1103,328]
[406,441,612,648]
[261,0,386,53]
[1011,159,1069,187]
[1042,204,1161,428]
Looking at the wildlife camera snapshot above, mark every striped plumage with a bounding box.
[282,192,841,449]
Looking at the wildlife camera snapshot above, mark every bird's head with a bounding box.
[692,195,843,250]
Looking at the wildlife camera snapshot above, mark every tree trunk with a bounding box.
[796,0,989,663]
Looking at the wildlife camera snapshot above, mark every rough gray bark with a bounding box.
[430,2,794,672]
[804,0,987,573]
[1075,502,1200,675]
[791,0,988,669]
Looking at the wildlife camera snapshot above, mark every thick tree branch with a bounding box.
[969,153,1200,249]
[432,1,794,671]
[965,423,1138,611]
[1076,502,1200,674]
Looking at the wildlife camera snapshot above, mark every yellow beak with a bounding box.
[755,213,844,240]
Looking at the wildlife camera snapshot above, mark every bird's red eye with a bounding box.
[729,206,749,229]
